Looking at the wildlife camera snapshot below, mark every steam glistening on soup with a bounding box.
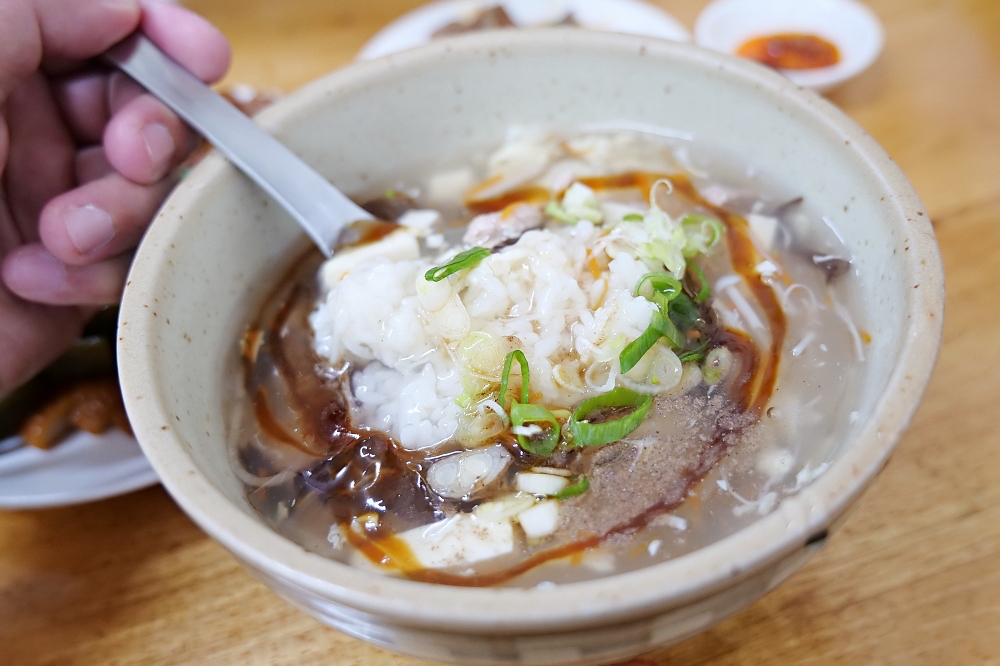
[231,128,866,587]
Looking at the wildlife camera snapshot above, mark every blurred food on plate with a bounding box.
[0,308,126,450]
[432,5,578,37]
[357,0,690,61]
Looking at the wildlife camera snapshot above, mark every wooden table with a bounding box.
[3,1,999,663]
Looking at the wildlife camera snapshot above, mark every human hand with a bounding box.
[0,0,230,397]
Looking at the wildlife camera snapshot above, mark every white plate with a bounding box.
[694,0,884,92]
[357,0,690,61]
[0,430,158,509]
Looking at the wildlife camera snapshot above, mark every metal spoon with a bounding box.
[105,33,373,256]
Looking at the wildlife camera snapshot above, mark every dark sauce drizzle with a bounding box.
[241,174,786,586]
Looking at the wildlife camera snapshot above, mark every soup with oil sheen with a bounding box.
[230,128,866,587]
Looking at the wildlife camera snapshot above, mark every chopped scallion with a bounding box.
[636,273,683,304]
[424,247,491,282]
[621,273,690,373]
[623,213,644,222]
[668,293,701,331]
[499,350,530,412]
[677,340,710,363]
[544,201,577,224]
[651,310,684,349]
[553,476,590,499]
[567,387,653,448]
[688,264,711,304]
[510,402,560,456]
[619,325,663,374]
[681,214,725,258]
[703,346,733,385]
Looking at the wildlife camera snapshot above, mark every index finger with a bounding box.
[0,0,141,101]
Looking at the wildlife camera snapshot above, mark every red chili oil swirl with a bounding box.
[736,34,841,70]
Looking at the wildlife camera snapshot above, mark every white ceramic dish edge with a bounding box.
[695,0,885,92]
[357,0,690,61]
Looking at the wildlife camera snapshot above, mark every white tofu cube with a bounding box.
[747,214,778,251]
[396,514,513,569]
[320,230,419,287]
[517,500,560,540]
[516,472,570,496]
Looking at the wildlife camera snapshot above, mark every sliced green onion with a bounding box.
[651,310,684,349]
[622,271,689,373]
[681,214,725,258]
[703,347,733,385]
[668,293,701,331]
[620,325,663,375]
[688,264,711,304]
[623,213,644,222]
[553,476,590,499]
[636,273,683,304]
[620,314,682,376]
[510,402,560,456]
[544,200,577,224]
[567,387,653,448]
[424,247,491,282]
[499,350,530,411]
[677,340,710,363]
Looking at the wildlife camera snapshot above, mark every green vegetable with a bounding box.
[498,350,530,412]
[677,341,710,363]
[636,273,683,307]
[622,213,644,222]
[619,325,664,375]
[567,387,653,448]
[703,347,733,385]
[544,200,577,224]
[553,476,590,499]
[650,310,685,349]
[688,264,711,304]
[620,273,689,373]
[424,247,491,282]
[621,310,686,375]
[510,402,560,456]
[681,213,725,258]
[668,293,702,332]
[560,183,604,223]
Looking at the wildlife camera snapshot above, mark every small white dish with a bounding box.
[0,431,158,509]
[357,0,690,61]
[695,0,884,92]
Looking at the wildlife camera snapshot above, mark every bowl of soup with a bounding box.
[118,30,942,665]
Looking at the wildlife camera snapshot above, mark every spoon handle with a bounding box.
[105,34,371,256]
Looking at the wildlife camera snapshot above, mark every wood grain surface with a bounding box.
[2,1,999,664]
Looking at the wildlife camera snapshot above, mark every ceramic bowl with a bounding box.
[118,31,942,665]
[695,0,885,92]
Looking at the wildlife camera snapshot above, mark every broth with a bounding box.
[229,129,865,587]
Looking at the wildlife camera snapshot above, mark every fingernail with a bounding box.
[141,122,174,177]
[6,247,66,296]
[65,205,116,255]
